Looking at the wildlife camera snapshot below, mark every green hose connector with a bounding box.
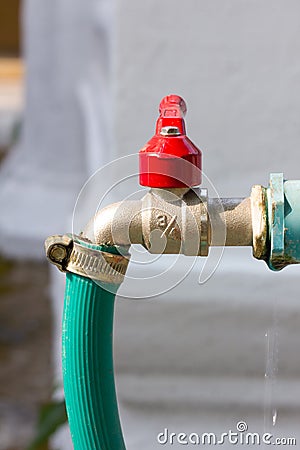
[266,174,300,270]
[62,248,126,450]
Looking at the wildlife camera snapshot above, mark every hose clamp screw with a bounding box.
[49,245,68,262]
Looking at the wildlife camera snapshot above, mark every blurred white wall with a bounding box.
[0,0,115,258]
[0,0,300,449]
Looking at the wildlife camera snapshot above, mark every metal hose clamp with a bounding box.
[45,234,130,285]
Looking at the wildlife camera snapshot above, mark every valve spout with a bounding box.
[81,190,254,257]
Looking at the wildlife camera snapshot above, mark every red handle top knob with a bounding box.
[139,95,202,188]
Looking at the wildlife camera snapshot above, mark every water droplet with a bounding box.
[264,300,280,435]
[272,409,277,426]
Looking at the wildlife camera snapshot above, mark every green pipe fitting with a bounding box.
[266,173,300,270]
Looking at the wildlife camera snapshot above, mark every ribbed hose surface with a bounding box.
[62,271,126,450]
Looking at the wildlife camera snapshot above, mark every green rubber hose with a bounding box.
[62,246,126,450]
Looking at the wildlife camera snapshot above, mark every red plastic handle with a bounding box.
[139,95,202,188]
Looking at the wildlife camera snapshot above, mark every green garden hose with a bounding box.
[61,243,127,450]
